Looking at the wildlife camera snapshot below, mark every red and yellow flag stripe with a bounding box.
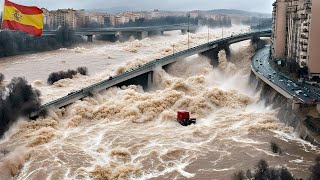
[2,0,44,36]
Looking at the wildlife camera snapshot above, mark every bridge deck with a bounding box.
[32,30,272,116]
[42,24,197,36]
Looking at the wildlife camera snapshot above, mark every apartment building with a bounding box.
[46,9,78,29]
[271,0,320,78]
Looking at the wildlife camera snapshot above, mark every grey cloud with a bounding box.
[11,0,274,13]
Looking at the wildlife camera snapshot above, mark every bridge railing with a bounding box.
[35,30,272,114]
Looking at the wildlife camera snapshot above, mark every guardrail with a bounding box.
[250,47,294,100]
[251,46,320,104]
[42,24,197,36]
[32,30,272,117]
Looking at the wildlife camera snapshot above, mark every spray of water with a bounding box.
[0,26,318,179]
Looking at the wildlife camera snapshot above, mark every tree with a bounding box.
[309,157,320,180]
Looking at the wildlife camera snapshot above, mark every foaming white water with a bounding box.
[0,26,318,179]
[0,25,250,104]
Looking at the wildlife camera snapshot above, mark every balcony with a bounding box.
[301,33,309,39]
[300,51,307,57]
[299,42,308,46]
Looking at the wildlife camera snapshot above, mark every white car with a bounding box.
[295,90,303,95]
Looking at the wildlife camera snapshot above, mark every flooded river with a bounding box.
[0,25,318,180]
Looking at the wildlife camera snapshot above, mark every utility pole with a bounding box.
[0,0,4,30]
[222,26,224,38]
[258,15,261,33]
[207,18,209,43]
[172,44,175,55]
[187,12,190,49]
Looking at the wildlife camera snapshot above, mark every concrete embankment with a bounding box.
[250,72,320,146]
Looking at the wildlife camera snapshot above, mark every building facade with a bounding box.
[46,9,78,29]
[271,0,320,78]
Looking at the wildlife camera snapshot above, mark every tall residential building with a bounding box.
[271,0,287,59]
[76,9,86,28]
[49,9,78,29]
[271,0,320,78]
[41,8,51,29]
[308,0,320,77]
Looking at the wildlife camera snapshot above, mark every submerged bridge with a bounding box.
[43,24,198,42]
[31,30,272,117]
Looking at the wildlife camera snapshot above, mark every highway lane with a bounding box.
[252,47,320,104]
[30,30,272,116]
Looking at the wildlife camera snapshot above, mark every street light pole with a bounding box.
[258,15,261,33]
[172,44,175,55]
[207,18,209,43]
[222,26,224,38]
[0,0,4,30]
[187,12,190,49]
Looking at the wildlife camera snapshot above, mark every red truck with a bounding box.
[177,110,196,126]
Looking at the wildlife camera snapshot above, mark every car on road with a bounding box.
[298,78,304,83]
[303,94,308,97]
[295,90,303,95]
[279,79,284,82]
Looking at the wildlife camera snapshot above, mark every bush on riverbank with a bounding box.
[270,141,282,154]
[77,67,88,76]
[309,157,320,180]
[233,159,296,180]
[233,157,320,180]
[0,73,4,84]
[47,67,88,85]
[0,77,41,137]
[0,26,83,58]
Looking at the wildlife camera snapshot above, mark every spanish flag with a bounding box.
[1,0,44,36]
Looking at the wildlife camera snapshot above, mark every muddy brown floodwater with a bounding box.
[0,26,318,180]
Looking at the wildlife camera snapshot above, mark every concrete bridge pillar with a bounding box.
[292,102,301,111]
[190,30,196,34]
[118,32,130,42]
[200,43,231,66]
[142,31,148,39]
[251,36,267,50]
[87,35,93,43]
[147,71,154,87]
[97,34,117,42]
[137,31,148,40]
[224,45,231,59]
[201,48,219,66]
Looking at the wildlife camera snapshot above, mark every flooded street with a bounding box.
[0,26,319,180]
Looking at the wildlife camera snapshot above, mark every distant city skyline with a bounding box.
[8,0,274,14]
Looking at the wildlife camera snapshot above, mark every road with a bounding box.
[42,24,197,36]
[252,47,320,104]
[31,30,272,117]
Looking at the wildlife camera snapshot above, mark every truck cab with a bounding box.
[177,110,196,126]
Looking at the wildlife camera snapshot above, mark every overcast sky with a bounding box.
[10,0,274,13]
